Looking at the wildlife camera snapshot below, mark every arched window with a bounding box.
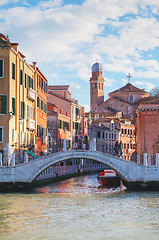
[129,95,133,103]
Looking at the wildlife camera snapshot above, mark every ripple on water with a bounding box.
[0,174,159,240]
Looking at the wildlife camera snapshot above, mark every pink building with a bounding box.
[47,85,84,150]
[136,97,159,161]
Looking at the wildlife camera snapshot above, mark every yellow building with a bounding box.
[0,33,37,161]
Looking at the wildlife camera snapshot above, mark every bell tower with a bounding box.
[90,62,105,112]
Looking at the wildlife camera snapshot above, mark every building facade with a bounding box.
[36,68,48,156]
[136,97,159,162]
[0,33,48,162]
[47,85,83,151]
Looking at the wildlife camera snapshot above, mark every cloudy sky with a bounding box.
[1,0,159,111]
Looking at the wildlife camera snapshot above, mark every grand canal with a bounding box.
[0,174,159,240]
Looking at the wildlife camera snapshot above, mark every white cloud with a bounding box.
[104,77,116,86]
[1,0,159,105]
[0,0,19,7]
[133,81,155,90]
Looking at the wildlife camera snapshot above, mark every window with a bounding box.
[12,97,16,115]
[127,143,129,149]
[99,83,100,89]
[0,127,3,142]
[20,102,25,119]
[20,70,24,85]
[105,132,108,139]
[122,128,123,134]
[95,83,97,88]
[128,129,130,135]
[0,95,7,114]
[25,74,27,88]
[59,119,62,129]
[105,143,108,152]
[124,143,126,149]
[102,145,104,152]
[102,132,104,138]
[124,129,127,135]
[114,134,116,140]
[12,63,16,80]
[0,60,4,78]
[129,95,133,103]
[109,133,111,139]
[12,129,14,142]
[97,131,101,138]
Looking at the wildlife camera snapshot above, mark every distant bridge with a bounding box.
[0,150,159,190]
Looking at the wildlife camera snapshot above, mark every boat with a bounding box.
[98,169,120,187]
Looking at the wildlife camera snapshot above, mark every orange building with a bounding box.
[136,97,159,162]
[36,68,47,156]
[120,120,136,161]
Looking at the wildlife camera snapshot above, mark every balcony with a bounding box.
[27,88,35,101]
[26,119,35,130]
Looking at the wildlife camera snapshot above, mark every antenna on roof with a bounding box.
[127,73,131,83]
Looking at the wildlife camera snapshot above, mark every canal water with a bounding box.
[0,174,159,240]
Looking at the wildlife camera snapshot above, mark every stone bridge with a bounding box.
[0,150,159,190]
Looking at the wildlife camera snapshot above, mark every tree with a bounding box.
[150,87,159,97]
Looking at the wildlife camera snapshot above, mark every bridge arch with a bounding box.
[14,150,144,184]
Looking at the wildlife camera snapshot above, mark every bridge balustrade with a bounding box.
[36,163,105,181]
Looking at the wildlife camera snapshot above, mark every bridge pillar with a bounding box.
[0,152,2,166]
[148,154,151,165]
[90,138,96,151]
[143,153,148,165]
[24,151,28,163]
[63,138,67,151]
[10,153,15,166]
[137,154,140,164]
[156,153,159,166]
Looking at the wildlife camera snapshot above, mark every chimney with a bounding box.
[32,62,37,70]
[12,43,19,52]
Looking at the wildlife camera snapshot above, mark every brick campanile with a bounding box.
[90,62,105,112]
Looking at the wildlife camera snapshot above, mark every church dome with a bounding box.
[92,62,102,72]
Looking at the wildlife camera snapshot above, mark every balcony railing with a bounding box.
[26,119,35,130]
[27,88,35,101]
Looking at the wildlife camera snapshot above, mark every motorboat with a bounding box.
[98,169,120,187]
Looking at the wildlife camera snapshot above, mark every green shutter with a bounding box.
[12,63,16,80]
[0,60,3,78]
[0,128,2,142]
[12,97,16,115]
[2,95,6,114]
[25,74,27,88]
[20,70,24,85]
[23,102,25,119]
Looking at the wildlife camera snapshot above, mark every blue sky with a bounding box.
[1,0,159,111]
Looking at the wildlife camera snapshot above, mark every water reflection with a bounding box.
[34,174,126,196]
[0,174,158,240]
